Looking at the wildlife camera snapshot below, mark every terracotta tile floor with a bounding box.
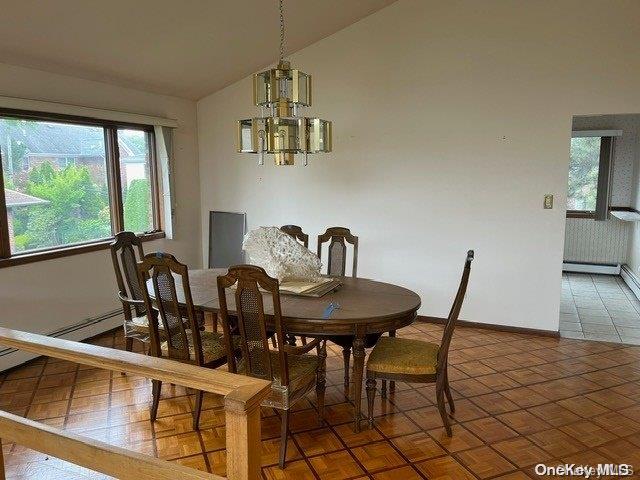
[2,322,640,479]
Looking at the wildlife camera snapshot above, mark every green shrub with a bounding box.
[123,179,151,233]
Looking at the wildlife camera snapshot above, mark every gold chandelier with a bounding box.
[236,0,332,166]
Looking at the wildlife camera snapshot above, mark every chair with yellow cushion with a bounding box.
[366,250,474,436]
[137,252,235,430]
[217,265,327,469]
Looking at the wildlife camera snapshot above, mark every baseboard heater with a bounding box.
[562,261,621,275]
[621,265,640,301]
[0,309,123,371]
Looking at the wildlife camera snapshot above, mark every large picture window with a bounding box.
[0,110,161,265]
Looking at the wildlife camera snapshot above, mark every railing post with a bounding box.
[224,385,266,480]
[0,438,5,480]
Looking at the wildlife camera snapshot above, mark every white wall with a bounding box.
[0,62,201,363]
[197,0,640,332]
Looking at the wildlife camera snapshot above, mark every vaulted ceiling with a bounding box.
[0,0,396,100]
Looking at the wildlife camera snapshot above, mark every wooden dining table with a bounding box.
[148,268,421,432]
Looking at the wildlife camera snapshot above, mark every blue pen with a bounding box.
[323,302,341,319]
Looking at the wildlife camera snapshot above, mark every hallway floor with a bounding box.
[560,273,640,344]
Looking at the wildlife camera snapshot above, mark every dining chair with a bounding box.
[137,252,234,430]
[217,265,326,469]
[110,231,150,352]
[317,227,382,396]
[280,224,311,346]
[280,224,309,248]
[317,226,358,278]
[365,250,474,436]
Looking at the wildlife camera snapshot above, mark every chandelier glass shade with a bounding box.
[236,1,332,166]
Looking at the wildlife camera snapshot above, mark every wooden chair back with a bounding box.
[110,231,146,318]
[317,227,358,277]
[437,250,474,371]
[137,253,204,366]
[280,225,309,248]
[217,265,290,387]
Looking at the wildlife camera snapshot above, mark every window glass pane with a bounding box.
[1,117,111,253]
[118,129,153,233]
[568,136,601,211]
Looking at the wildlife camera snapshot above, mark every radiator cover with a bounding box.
[564,217,629,264]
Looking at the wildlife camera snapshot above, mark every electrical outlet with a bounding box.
[544,194,553,209]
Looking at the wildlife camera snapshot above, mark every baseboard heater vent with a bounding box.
[562,261,621,275]
[0,309,122,368]
[621,265,640,301]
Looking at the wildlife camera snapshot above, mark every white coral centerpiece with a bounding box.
[242,226,322,282]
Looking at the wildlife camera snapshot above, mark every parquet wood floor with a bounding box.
[1,321,640,479]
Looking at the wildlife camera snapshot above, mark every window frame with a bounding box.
[0,108,164,268]
[566,135,614,220]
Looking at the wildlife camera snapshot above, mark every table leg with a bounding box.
[389,330,396,394]
[352,335,365,432]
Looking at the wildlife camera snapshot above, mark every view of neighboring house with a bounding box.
[0,120,148,187]
[3,188,48,250]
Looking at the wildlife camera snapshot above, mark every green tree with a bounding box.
[123,179,151,232]
[19,162,111,249]
[27,161,56,185]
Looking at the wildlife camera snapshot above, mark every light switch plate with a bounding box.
[544,194,553,209]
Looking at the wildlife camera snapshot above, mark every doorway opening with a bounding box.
[560,114,640,345]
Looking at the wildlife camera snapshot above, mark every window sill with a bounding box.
[566,211,595,219]
[0,231,165,269]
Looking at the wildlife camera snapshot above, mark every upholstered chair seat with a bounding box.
[239,351,319,385]
[367,337,439,375]
[239,350,319,409]
[123,315,150,336]
[160,330,239,364]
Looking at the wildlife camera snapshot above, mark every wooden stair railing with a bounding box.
[0,327,271,480]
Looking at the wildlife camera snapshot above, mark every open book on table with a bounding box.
[279,277,342,297]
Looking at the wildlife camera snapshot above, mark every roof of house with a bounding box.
[0,120,146,158]
[4,189,49,208]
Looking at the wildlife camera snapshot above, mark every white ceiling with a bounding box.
[0,0,396,100]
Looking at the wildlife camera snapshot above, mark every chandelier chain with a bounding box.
[279,0,285,63]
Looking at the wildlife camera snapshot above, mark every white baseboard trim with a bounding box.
[621,265,640,302]
[563,262,621,275]
[0,309,124,372]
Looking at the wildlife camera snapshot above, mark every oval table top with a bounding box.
[147,268,422,336]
